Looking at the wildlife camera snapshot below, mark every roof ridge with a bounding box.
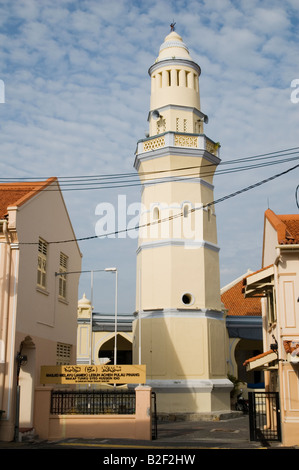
[0,177,57,217]
[265,208,287,241]
[265,209,299,244]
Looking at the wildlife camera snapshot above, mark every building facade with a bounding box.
[221,272,263,403]
[243,209,299,446]
[0,178,82,441]
[132,28,232,415]
[77,293,134,376]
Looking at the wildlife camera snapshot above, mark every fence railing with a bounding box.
[50,390,136,415]
[248,391,281,443]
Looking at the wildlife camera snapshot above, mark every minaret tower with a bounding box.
[133,26,232,416]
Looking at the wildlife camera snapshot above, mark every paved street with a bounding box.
[0,415,293,451]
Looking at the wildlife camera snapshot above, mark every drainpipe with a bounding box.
[0,220,11,412]
[273,246,281,366]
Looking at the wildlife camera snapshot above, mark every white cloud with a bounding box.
[0,0,298,312]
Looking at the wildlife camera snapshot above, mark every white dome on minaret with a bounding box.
[78,293,91,307]
[157,31,191,61]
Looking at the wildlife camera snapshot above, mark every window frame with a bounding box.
[56,342,72,365]
[37,237,48,289]
[58,252,68,300]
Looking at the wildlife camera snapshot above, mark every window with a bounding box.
[37,238,48,288]
[56,342,71,365]
[267,289,277,325]
[157,118,166,134]
[58,252,68,299]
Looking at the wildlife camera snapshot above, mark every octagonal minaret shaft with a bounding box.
[133,27,231,416]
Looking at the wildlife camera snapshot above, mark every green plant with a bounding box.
[228,374,244,398]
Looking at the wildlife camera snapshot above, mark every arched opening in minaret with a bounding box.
[153,206,160,220]
[183,203,190,218]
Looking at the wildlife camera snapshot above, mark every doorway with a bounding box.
[98,334,132,365]
[18,336,36,430]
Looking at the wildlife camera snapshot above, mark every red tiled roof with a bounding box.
[243,349,275,366]
[221,278,261,317]
[283,340,299,357]
[265,209,299,245]
[0,178,57,218]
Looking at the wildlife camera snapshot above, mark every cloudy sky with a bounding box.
[0,0,298,314]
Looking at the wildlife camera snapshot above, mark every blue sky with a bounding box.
[0,0,298,314]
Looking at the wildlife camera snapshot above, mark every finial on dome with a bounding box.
[78,292,91,306]
[170,21,176,32]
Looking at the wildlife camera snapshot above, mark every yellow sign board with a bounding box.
[40,364,146,385]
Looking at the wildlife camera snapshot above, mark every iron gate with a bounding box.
[248,391,281,443]
[152,392,157,439]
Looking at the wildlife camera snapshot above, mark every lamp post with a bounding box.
[104,268,118,366]
[55,268,118,366]
[90,270,94,365]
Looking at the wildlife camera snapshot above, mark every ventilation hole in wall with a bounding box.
[182,293,193,305]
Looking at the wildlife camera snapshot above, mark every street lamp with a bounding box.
[55,268,118,367]
[104,268,118,366]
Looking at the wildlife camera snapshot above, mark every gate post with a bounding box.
[135,385,152,440]
[34,387,52,440]
[248,392,256,441]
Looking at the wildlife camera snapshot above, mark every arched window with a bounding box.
[183,203,191,218]
[98,335,132,365]
[153,206,160,220]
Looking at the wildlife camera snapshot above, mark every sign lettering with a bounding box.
[40,364,146,384]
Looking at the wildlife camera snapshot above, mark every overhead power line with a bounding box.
[18,161,299,246]
[0,146,299,191]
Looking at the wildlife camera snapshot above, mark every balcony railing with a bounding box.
[136,132,220,157]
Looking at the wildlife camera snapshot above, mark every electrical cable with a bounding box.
[18,161,299,246]
[0,146,299,191]
[0,150,298,192]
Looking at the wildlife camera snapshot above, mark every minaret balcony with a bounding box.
[136,132,220,158]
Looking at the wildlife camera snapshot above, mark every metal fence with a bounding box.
[151,391,157,440]
[248,391,281,443]
[50,389,136,415]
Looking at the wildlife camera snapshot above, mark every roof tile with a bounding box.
[221,278,261,317]
[0,178,56,218]
[265,209,299,245]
